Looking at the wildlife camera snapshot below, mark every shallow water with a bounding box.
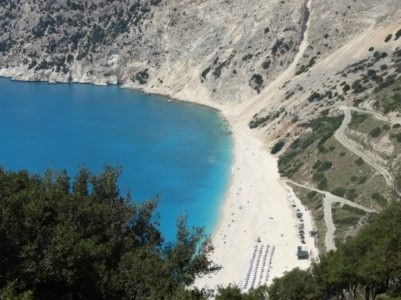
[0,78,232,241]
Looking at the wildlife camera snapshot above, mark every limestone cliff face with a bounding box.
[295,0,401,75]
[0,0,305,103]
[1,0,400,109]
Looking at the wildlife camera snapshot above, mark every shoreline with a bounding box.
[194,117,319,291]
[0,73,319,290]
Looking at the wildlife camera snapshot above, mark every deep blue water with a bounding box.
[0,78,232,241]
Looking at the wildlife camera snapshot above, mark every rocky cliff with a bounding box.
[0,0,309,104]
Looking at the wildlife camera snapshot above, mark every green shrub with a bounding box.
[262,59,271,69]
[392,132,401,143]
[134,69,149,85]
[296,65,309,75]
[342,84,351,93]
[307,191,318,200]
[249,74,264,93]
[318,178,328,190]
[380,64,388,70]
[374,74,396,93]
[317,160,333,172]
[242,53,253,61]
[320,109,330,116]
[349,112,368,128]
[201,67,211,79]
[332,187,347,197]
[371,192,387,206]
[355,158,364,166]
[313,172,324,182]
[351,80,366,94]
[307,92,322,102]
[346,189,358,201]
[369,127,382,138]
[382,93,401,113]
[271,140,285,154]
[312,160,322,169]
[382,124,390,131]
[395,28,401,40]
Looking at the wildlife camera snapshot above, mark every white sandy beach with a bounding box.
[188,98,319,291]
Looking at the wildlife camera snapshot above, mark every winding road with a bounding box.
[346,106,401,125]
[334,107,394,189]
[288,105,398,251]
[288,180,375,251]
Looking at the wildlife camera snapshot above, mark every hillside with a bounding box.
[1,0,401,291]
[0,0,306,103]
[1,0,399,105]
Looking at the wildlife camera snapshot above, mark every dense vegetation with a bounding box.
[2,166,400,300]
[0,167,217,299]
[215,201,401,299]
[278,113,344,179]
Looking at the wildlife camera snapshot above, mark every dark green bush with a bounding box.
[271,140,285,154]
[355,158,364,166]
[346,188,358,201]
[317,177,328,190]
[332,187,347,197]
[371,192,387,206]
[395,29,401,40]
[385,34,392,43]
[312,160,322,169]
[307,191,318,200]
[369,127,382,138]
[342,84,351,93]
[317,160,333,172]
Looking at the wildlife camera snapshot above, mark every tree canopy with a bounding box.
[2,166,401,299]
[0,167,218,299]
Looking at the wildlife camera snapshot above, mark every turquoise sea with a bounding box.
[0,78,232,241]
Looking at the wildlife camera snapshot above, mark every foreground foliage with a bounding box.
[2,166,400,299]
[0,167,218,299]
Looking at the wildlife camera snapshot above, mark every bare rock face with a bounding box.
[0,0,305,103]
[295,0,401,75]
[0,0,400,113]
